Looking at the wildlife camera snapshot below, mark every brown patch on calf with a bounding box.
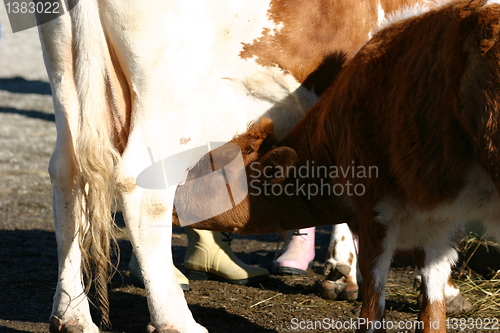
[355,209,388,327]
[418,297,446,333]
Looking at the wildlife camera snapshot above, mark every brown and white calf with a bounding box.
[190,0,500,331]
[38,0,430,332]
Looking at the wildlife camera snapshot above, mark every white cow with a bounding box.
[38,0,427,331]
[39,1,312,332]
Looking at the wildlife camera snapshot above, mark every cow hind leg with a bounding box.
[49,138,99,333]
[321,223,359,301]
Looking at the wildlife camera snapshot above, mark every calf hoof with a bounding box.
[49,316,84,333]
[446,294,472,315]
[320,279,358,301]
[416,291,472,314]
[320,263,358,301]
[320,279,346,300]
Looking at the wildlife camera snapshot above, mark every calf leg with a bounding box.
[415,271,471,315]
[321,223,359,301]
[413,246,457,333]
[356,218,394,333]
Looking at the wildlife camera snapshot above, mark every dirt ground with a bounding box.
[0,6,498,333]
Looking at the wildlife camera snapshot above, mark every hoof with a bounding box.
[147,323,180,333]
[446,294,473,315]
[320,263,358,301]
[49,316,84,333]
[417,291,472,314]
[320,279,346,300]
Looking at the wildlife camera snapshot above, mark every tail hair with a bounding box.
[71,0,120,326]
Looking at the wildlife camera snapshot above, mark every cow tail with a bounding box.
[71,0,119,326]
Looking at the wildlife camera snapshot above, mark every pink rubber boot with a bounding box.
[272,227,316,274]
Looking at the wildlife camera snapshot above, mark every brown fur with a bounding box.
[219,0,500,330]
[240,0,420,83]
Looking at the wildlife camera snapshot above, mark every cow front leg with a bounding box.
[321,223,359,301]
[49,138,98,333]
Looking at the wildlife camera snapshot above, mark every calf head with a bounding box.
[172,119,311,234]
[175,117,352,234]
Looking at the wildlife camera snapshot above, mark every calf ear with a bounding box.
[258,146,297,183]
[232,117,278,160]
[479,15,500,55]
[460,2,500,55]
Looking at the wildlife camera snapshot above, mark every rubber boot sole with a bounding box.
[271,261,313,275]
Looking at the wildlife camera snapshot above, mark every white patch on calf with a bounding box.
[419,247,457,303]
[374,164,500,304]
